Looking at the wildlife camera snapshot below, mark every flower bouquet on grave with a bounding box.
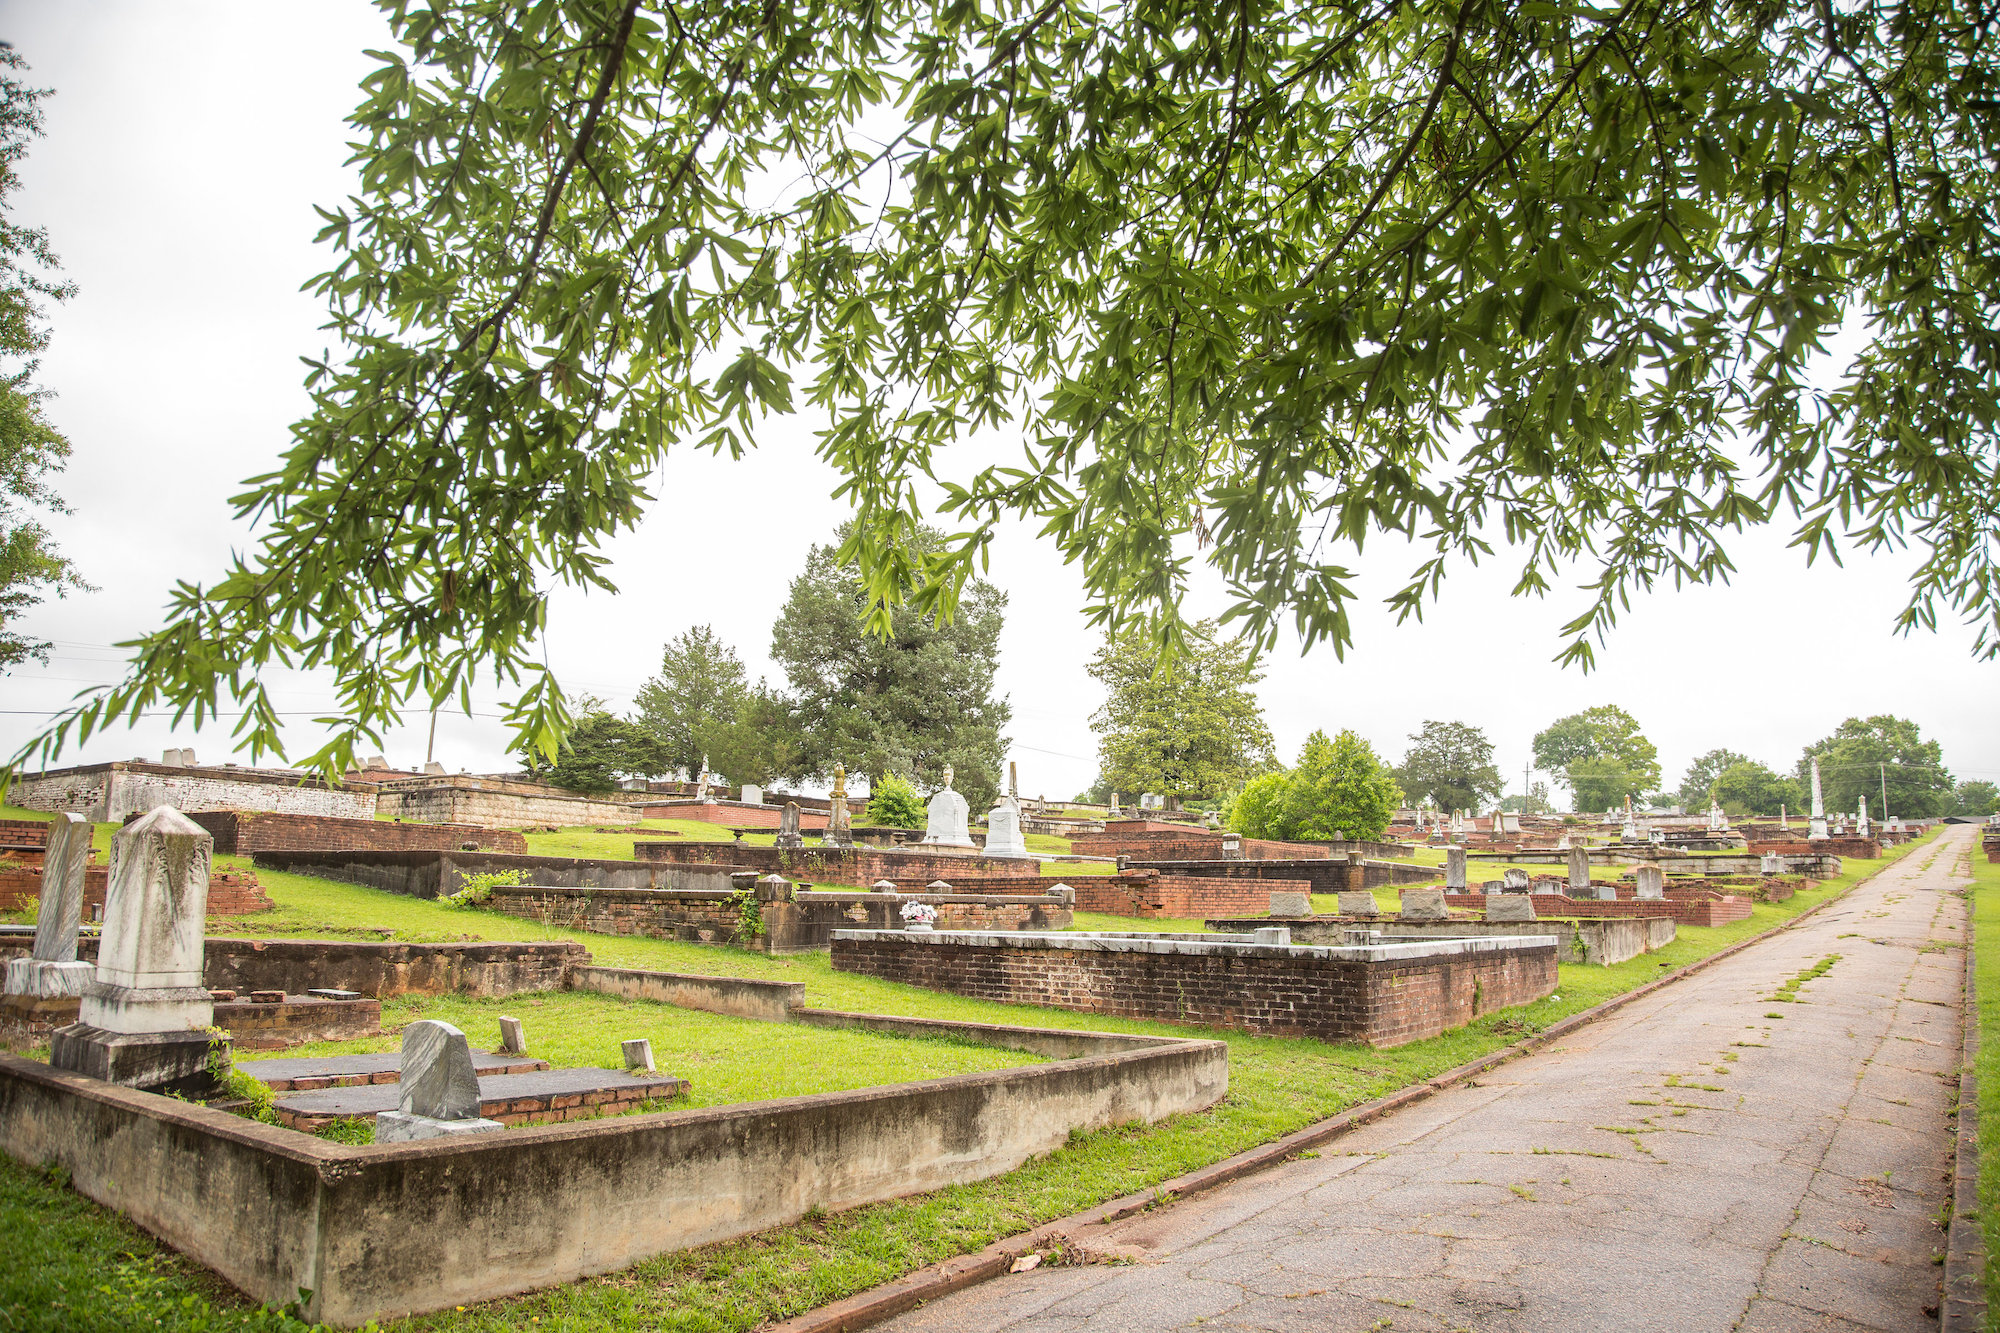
[900,901,939,932]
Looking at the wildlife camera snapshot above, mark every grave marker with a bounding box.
[1267,891,1312,918]
[375,1019,503,1142]
[824,765,855,848]
[1444,847,1467,892]
[3,813,95,1000]
[983,799,1030,857]
[921,768,974,847]
[1566,846,1591,894]
[774,802,805,849]
[1634,865,1665,900]
[1399,887,1449,921]
[1486,894,1536,923]
[1336,890,1380,917]
[498,1016,526,1055]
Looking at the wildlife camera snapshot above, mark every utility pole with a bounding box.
[1880,762,1889,817]
[425,706,439,767]
[1524,760,1531,812]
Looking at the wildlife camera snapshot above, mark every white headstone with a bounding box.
[740,783,764,806]
[1808,759,1829,840]
[4,814,96,999]
[1760,854,1787,874]
[1501,867,1530,891]
[76,806,214,1035]
[622,1037,656,1072]
[1593,881,1621,902]
[1635,865,1666,900]
[923,784,974,848]
[497,1016,526,1055]
[1707,799,1727,832]
[1856,795,1870,838]
[983,800,1030,857]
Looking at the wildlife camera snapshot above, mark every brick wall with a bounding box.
[830,933,1557,1047]
[375,776,630,829]
[1439,889,1753,927]
[633,841,1042,883]
[1122,858,1356,894]
[639,801,829,830]
[1068,872,1314,919]
[188,810,526,856]
[1747,838,1882,859]
[488,885,1072,954]
[0,820,51,848]
[10,762,377,822]
[0,864,272,916]
[1068,830,1337,860]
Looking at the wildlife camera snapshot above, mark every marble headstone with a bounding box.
[1501,867,1530,891]
[1760,853,1787,875]
[923,784,974,848]
[1399,887,1450,921]
[983,800,1030,857]
[774,802,805,849]
[1566,846,1592,894]
[78,806,214,1035]
[1485,894,1536,923]
[1634,865,1666,900]
[1444,847,1468,892]
[1593,881,1620,902]
[375,1018,503,1142]
[1267,891,1313,918]
[4,813,96,999]
[1336,890,1380,918]
[497,1015,526,1055]
[824,765,854,847]
[1808,759,1829,840]
[739,783,763,807]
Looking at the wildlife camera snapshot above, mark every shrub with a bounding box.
[865,772,927,828]
[443,869,529,909]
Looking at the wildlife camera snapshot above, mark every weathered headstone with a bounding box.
[623,1038,656,1072]
[497,1016,526,1055]
[1566,846,1591,894]
[922,768,974,847]
[1760,853,1787,875]
[1501,867,1530,891]
[1336,890,1380,918]
[1221,833,1244,860]
[695,755,713,802]
[926,879,953,893]
[1267,891,1313,918]
[1808,759,1829,840]
[1399,887,1449,921]
[1707,799,1728,832]
[1855,795,1870,838]
[983,799,1030,857]
[774,801,805,849]
[4,813,96,1000]
[375,1019,503,1142]
[1251,926,1291,946]
[50,807,224,1095]
[1485,894,1536,923]
[1444,847,1468,891]
[1593,881,1620,901]
[824,765,855,847]
[1634,864,1666,900]
[740,782,764,806]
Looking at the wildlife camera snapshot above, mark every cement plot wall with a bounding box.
[831,929,1558,1047]
[1199,915,1676,966]
[0,1012,1223,1326]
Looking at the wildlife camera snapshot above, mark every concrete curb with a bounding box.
[1942,897,1986,1332]
[761,856,1906,1333]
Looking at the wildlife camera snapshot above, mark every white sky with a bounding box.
[1,2,1994,804]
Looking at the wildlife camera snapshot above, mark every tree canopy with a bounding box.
[1531,705,1659,809]
[1953,780,2000,817]
[1088,619,1275,801]
[1397,719,1500,813]
[1710,759,1800,816]
[18,1,2000,775]
[0,51,85,668]
[1796,715,1954,819]
[633,625,748,778]
[771,528,1011,810]
[1230,729,1402,843]
[522,704,669,792]
[1675,748,1750,811]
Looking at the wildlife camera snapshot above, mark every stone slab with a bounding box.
[1484,893,1536,922]
[272,1066,691,1121]
[48,1022,225,1097]
[1266,891,1313,918]
[235,1049,550,1091]
[1335,890,1380,917]
[1398,886,1450,921]
[374,1110,505,1143]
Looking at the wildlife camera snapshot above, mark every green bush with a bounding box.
[443,869,529,909]
[865,773,927,828]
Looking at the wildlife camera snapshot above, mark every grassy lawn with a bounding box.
[1964,834,2000,1324]
[0,821,1937,1332]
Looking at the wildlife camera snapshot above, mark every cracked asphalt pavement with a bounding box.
[880,825,1976,1333]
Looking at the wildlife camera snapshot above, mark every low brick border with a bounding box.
[1942,918,1986,1332]
[766,851,1905,1333]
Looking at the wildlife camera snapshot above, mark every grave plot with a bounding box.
[831,926,1557,1047]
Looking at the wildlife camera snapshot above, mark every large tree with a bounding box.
[0,52,86,667]
[633,625,749,778]
[1710,760,1801,817]
[521,705,670,793]
[1676,749,1752,811]
[23,4,2000,776]
[1532,706,1660,810]
[771,529,1011,811]
[1230,729,1402,843]
[1398,720,1500,814]
[1796,716,1954,819]
[1089,620,1275,802]
[1953,781,2000,818]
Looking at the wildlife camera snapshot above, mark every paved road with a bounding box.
[885,826,1975,1333]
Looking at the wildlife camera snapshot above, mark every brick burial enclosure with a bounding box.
[187,810,526,856]
[831,929,1558,1047]
[633,840,1043,884]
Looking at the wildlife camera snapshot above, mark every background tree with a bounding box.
[1952,781,2000,818]
[771,527,1011,811]
[29,5,2000,777]
[1089,620,1275,803]
[1230,730,1402,843]
[521,705,670,794]
[1532,707,1660,810]
[633,625,749,778]
[1710,760,1802,817]
[1500,782,1552,815]
[0,51,85,667]
[1397,721,1501,815]
[1796,717,1953,819]
[1677,749,1751,811]
[698,685,808,790]
[864,773,927,829]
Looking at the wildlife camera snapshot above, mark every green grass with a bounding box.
[1965,837,2000,1327]
[0,823,1938,1333]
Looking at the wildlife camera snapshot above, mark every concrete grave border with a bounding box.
[0,987,1224,1327]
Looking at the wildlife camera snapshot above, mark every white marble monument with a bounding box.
[3,813,96,1000]
[922,767,974,848]
[982,798,1030,858]
[1808,759,1829,840]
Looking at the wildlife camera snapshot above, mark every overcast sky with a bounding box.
[1,2,1993,806]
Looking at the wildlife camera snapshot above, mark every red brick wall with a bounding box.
[0,865,273,915]
[1068,830,1336,860]
[1069,873,1314,919]
[0,819,52,847]
[830,935,1557,1046]
[639,802,830,829]
[187,810,525,856]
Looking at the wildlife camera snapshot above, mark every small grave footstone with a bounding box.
[1486,894,1536,923]
[248,990,284,1004]
[871,879,898,894]
[1251,927,1291,945]
[498,1016,526,1055]
[1337,890,1380,918]
[1399,887,1449,921]
[1221,834,1244,860]
[1635,865,1666,900]
[306,988,362,1000]
[926,879,952,893]
[374,1018,502,1142]
[1593,882,1620,902]
[1267,891,1313,918]
[623,1038,656,1073]
[1444,848,1468,892]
